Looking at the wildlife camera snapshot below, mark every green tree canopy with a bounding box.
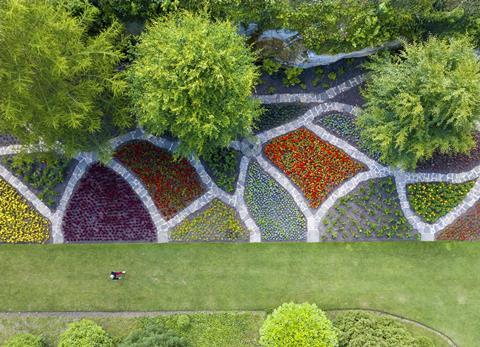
[58,319,113,347]
[0,0,130,157]
[127,11,261,157]
[259,302,338,347]
[357,36,480,170]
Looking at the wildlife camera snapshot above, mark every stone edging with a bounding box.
[255,74,366,104]
[1,74,479,242]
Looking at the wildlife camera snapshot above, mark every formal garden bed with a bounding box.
[115,141,205,220]
[407,181,476,224]
[0,134,18,146]
[62,164,156,242]
[321,177,417,241]
[200,148,242,194]
[254,103,317,134]
[331,83,366,107]
[0,178,50,243]
[1,153,77,209]
[255,57,366,95]
[436,200,480,240]
[171,199,249,242]
[415,132,480,173]
[314,112,381,161]
[264,128,366,208]
[245,161,306,241]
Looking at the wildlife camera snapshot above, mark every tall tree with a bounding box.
[357,36,480,170]
[0,0,130,157]
[127,11,261,157]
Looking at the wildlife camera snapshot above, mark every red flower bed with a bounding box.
[115,141,205,220]
[264,128,366,208]
[436,201,480,240]
[63,164,156,242]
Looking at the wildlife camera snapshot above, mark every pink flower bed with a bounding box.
[62,164,156,242]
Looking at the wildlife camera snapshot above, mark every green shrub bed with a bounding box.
[315,112,382,161]
[322,177,417,241]
[170,199,249,242]
[254,103,316,134]
[407,181,475,224]
[2,153,76,208]
[333,311,434,347]
[201,147,241,194]
[245,161,306,241]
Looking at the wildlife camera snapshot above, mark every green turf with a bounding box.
[1,242,479,346]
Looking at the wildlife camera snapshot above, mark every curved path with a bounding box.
[0,74,479,242]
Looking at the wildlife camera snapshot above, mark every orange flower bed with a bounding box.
[264,128,366,208]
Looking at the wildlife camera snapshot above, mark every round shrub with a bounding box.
[119,320,189,347]
[259,302,338,347]
[127,11,261,157]
[4,333,45,347]
[334,311,434,347]
[358,36,480,170]
[58,319,113,347]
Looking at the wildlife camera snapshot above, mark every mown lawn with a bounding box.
[1,242,479,346]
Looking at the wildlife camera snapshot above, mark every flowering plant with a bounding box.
[264,128,366,208]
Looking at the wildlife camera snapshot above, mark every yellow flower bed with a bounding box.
[0,178,50,243]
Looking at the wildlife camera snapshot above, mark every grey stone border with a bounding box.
[255,74,366,104]
[1,75,480,242]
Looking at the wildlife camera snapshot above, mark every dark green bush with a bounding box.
[3,333,45,347]
[358,36,480,169]
[334,311,434,347]
[201,147,241,193]
[119,320,189,347]
[58,319,113,347]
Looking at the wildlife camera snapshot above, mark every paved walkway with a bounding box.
[1,75,479,242]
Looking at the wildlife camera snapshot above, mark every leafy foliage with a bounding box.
[171,199,249,241]
[407,181,475,223]
[119,320,188,347]
[259,302,338,347]
[334,311,434,347]
[201,147,241,193]
[0,0,131,157]
[58,319,113,347]
[255,103,314,134]
[282,67,303,87]
[3,333,45,347]
[127,12,261,157]
[2,153,72,208]
[358,36,480,169]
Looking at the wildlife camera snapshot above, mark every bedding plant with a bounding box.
[407,181,475,223]
[436,200,480,241]
[0,178,50,243]
[171,199,249,242]
[245,161,306,241]
[264,128,366,208]
[62,164,156,242]
[322,178,417,241]
[254,103,316,134]
[115,141,204,220]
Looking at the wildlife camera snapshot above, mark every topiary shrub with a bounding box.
[357,36,480,170]
[334,311,434,347]
[259,302,338,347]
[119,320,189,347]
[3,333,45,347]
[127,11,261,157]
[58,319,113,347]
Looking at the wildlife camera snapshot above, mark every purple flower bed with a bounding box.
[63,164,156,242]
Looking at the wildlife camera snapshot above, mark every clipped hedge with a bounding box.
[259,303,337,347]
[58,319,113,347]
